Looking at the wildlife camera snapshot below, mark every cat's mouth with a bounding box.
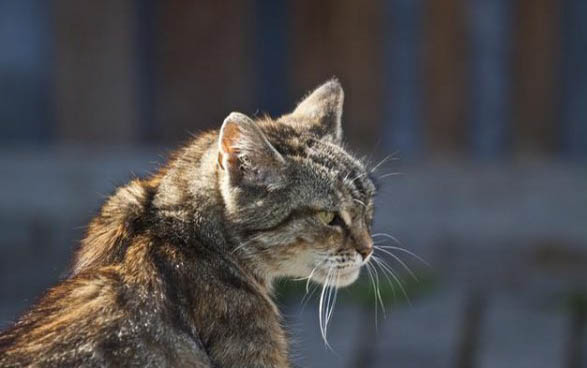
[313,264,361,288]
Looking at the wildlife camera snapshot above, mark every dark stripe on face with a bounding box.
[302,142,372,205]
[243,206,318,237]
[264,129,375,214]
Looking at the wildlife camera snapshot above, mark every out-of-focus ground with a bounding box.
[1,148,585,367]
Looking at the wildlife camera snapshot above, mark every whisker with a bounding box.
[299,257,331,310]
[372,232,401,243]
[300,282,319,310]
[378,172,405,180]
[353,198,366,208]
[372,257,412,306]
[370,261,386,319]
[372,233,430,266]
[318,269,329,345]
[325,272,339,336]
[303,262,322,293]
[374,246,419,281]
[350,172,368,183]
[376,245,430,267]
[325,276,334,328]
[369,153,398,173]
[231,238,255,254]
[371,255,397,301]
[293,257,328,290]
[343,171,352,182]
[364,263,379,331]
[318,267,334,349]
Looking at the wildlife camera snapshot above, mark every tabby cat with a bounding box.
[0,79,376,367]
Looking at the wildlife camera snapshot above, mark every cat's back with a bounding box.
[0,265,212,368]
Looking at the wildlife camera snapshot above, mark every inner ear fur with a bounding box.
[218,112,284,187]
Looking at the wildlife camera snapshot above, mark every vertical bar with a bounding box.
[423,0,467,154]
[564,292,586,368]
[254,0,289,117]
[512,0,559,154]
[156,1,253,143]
[467,0,512,159]
[561,0,587,158]
[53,0,138,144]
[0,0,53,144]
[383,0,424,157]
[135,0,158,143]
[289,0,383,150]
[455,291,486,368]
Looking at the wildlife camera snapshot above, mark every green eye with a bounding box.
[316,211,336,225]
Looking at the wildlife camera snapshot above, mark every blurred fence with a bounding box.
[1,0,586,157]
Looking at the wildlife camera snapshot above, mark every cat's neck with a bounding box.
[152,141,275,292]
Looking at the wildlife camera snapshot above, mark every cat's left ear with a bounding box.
[282,78,344,144]
[218,112,285,189]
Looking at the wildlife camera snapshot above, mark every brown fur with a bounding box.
[0,80,376,367]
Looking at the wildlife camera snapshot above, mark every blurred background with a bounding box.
[0,0,586,367]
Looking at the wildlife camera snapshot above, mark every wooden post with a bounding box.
[467,0,511,159]
[254,0,289,117]
[422,0,467,155]
[0,0,53,143]
[565,292,586,368]
[512,0,560,155]
[455,291,486,368]
[561,0,587,158]
[155,1,254,143]
[383,0,424,157]
[289,0,384,151]
[53,0,138,144]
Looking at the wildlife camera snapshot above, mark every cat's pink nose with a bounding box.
[357,246,373,260]
[354,230,373,260]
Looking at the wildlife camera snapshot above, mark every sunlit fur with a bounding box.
[0,79,376,367]
[225,121,376,286]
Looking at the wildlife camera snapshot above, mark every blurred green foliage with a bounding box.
[274,269,439,308]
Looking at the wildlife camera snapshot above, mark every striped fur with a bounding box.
[0,79,376,367]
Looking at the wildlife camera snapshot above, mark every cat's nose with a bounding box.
[357,245,373,260]
[353,229,373,260]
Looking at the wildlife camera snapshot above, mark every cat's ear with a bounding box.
[218,112,285,188]
[284,78,344,144]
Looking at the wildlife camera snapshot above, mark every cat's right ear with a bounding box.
[218,112,285,189]
[281,79,344,144]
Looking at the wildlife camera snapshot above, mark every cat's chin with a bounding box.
[312,266,361,288]
[333,267,361,288]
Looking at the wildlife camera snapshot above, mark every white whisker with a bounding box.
[372,256,411,306]
[371,255,397,301]
[231,238,255,254]
[325,271,339,337]
[300,281,319,311]
[378,172,405,179]
[353,198,366,208]
[369,154,398,173]
[364,263,379,331]
[318,267,334,349]
[370,261,386,319]
[376,245,430,267]
[372,233,430,266]
[350,172,368,183]
[374,246,419,281]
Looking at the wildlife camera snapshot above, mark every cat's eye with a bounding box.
[316,211,336,226]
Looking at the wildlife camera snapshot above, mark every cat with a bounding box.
[0,79,376,367]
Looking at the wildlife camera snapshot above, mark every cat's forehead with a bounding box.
[259,121,375,207]
[298,142,375,211]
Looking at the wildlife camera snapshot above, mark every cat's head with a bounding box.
[217,79,376,289]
